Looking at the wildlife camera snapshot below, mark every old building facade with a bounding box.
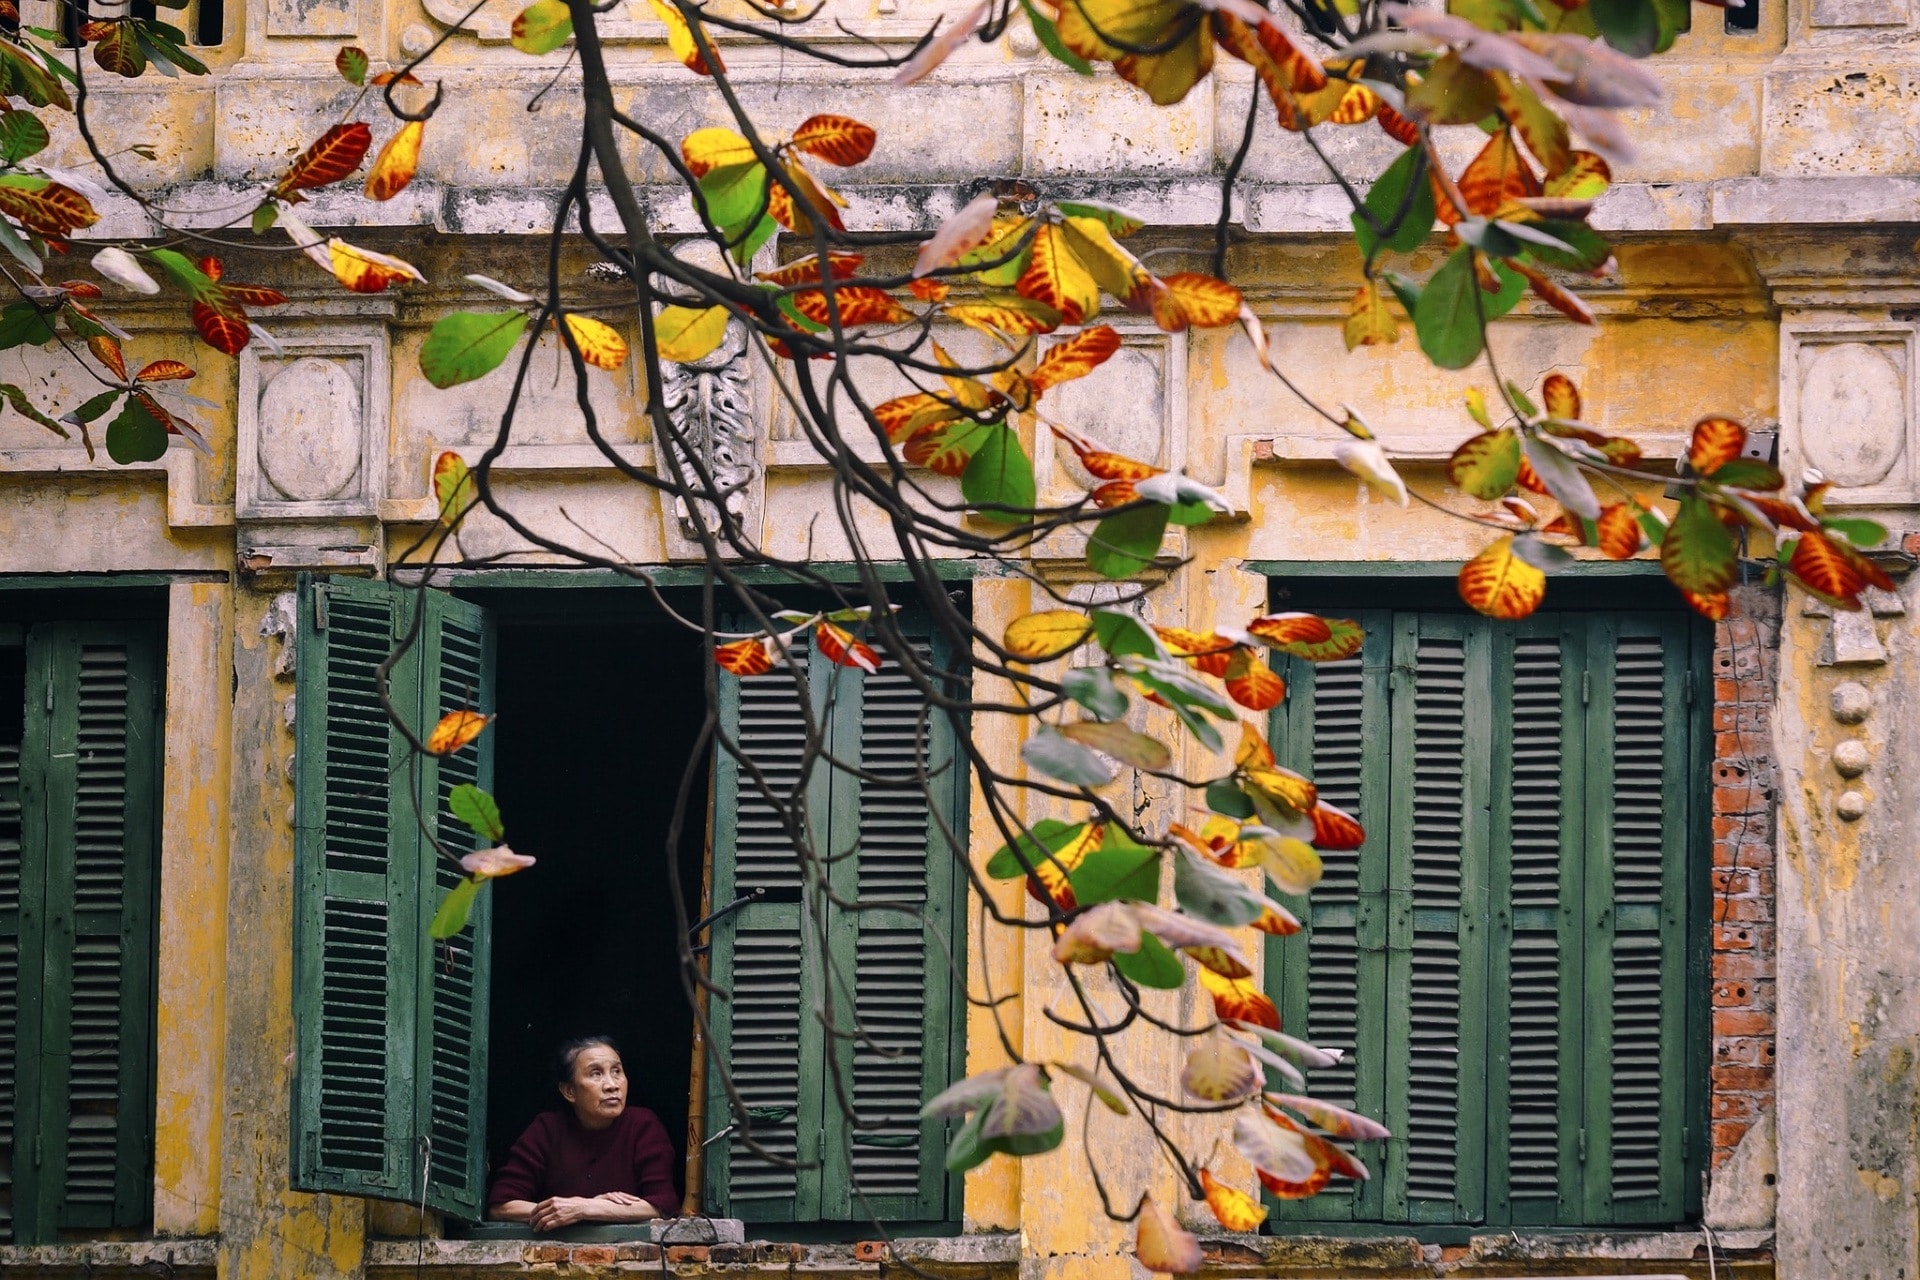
[0,0,1915,1277]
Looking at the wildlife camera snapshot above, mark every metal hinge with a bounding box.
[44,679,53,713]
[1581,669,1590,706]
[1577,1127,1588,1163]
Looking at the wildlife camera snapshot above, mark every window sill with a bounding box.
[0,1238,216,1276]
[366,1232,1018,1275]
[1199,1227,1775,1273]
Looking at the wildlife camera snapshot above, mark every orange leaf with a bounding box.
[1595,502,1643,559]
[1135,1197,1202,1275]
[328,239,425,294]
[1442,128,1540,225]
[756,253,863,286]
[1682,589,1731,621]
[1249,902,1301,935]
[1027,821,1103,911]
[1376,104,1419,145]
[1200,1168,1269,1232]
[1090,479,1139,507]
[782,160,847,232]
[1186,944,1253,979]
[219,281,289,308]
[1790,529,1894,607]
[563,313,630,370]
[1516,454,1548,495]
[191,302,250,355]
[88,335,126,382]
[1458,535,1547,620]
[1513,260,1594,325]
[1247,612,1363,662]
[1155,626,1235,677]
[61,280,103,300]
[1310,802,1364,851]
[1690,416,1747,476]
[790,114,876,167]
[275,121,373,197]
[909,277,949,303]
[134,359,195,383]
[364,120,424,201]
[1055,426,1162,483]
[1224,647,1285,711]
[1243,765,1316,814]
[789,286,911,328]
[427,709,492,755]
[714,636,776,676]
[1540,372,1580,421]
[1150,273,1243,332]
[1295,75,1380,129]
[815,621,881,672]
[1015,223,1100,326]
[0,181,98,235]
[1198,967,1280,1031]
[1213,13,1326,127]
[874,393,965,442]
[1030,325,1121,393]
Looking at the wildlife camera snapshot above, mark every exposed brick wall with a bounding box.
[1707,584,1780,1170]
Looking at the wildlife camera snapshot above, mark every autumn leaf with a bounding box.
[1198,967,1280,1030]
[328,239,425,293]
[945,299,1063,340]
[1016,223,1100,325]
[512,0,572,52]
[874,393,965,442]
[647,0,723,74]
[1199,1168,1268,1232]
[815,620,881,672]
[1690,416,1747,476]
[1445,128,1541,224]
[1343,280,1399,349]
[191,304,251,356]
[1003,610,1094,661]
[1459,535,1548,620]
[1156,626,1234,677]
[1268,1093,1392,1142]
[1030,325,1121,393]
[789,286,911,328]
[1595,502,1644,559]
[88,335,127,382]
[680,127,759,177]
[1247,613,1363,662]
[1662,495,1738,597]
[563,313,630,370]
[714,635,776,676]
[434,450,474,523]
[0,180,99,236]
[365,120,424,200]
[427,709,492,755]
[273,122,373,199]
[336,45,369,85]
[756,253,862,286]
[790,114,877,166]
[655,305,730,363]
[1223,647,1284,711]
[134,359,195,383]
[913,194,999,278]
[1541,372,1581,420]
[1789,529,1894,607]
[1181,1033,1260,1103]
[1310,802,1365,851]
[1448,429,1522,500]
[1149,272,1242,332]
[1135,1198,1202,1276]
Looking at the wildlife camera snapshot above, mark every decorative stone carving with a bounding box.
[1802,586,1907,666]
[1835,790,1868,821]
[1781,324,1918,507]
[658,316,757,543]
[238,326,389,521]
[1831,681,1873,724]
[1833,739,1870,778]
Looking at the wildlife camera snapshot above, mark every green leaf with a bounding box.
[449,782,506,842]
[1090,610,1159,660]
[1353,147,1435,260]
[1086,503,1169,578]
[145,246,220,303]
[0,109,49,164]
[1068,829,1161,906]
[1205,780,1255,820]
[1414,248,1485,370]
[1821,517,1888,549]
[1172,845,1266,927]
[962,425,1036,522]
[1112,933,1184,989]
[1059,720,1171,771]
[1166,498,1215,527]
[0,300,53,350]
[1019,0,1093,74]
[733,211,778,265]
[1651,0,1690,51]
[420,311,531,389]
[1661,494,1737,595]
[251,201,280,234]
[1450,428,1522,500]
[696,161,769,236]
[0,217,39,274]
[68,389,122,424]
[1591,0,1660,56]
[429,876,482,939]
[1055,199,1143,237]
[1706,457,1784,491]
[1063,665,1128,721]
[511,0,573,53]
[1483,258,1528,322]
[1023,725,1114,786]
[1382,271,1422,317]
[945,1107,995,1173]
[1524,220,1612,273]
[105,393,168,463]
[984,818,1085,880]
[336,44,369,86]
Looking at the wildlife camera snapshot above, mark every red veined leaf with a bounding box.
[1294,74,1381,129]
[1377,103,1419,145]
[874,393,966,442]
[647,0,724,74]
[1243,611,1330,647]
[134,359,195,383]
[219,282,289,308]
[1662,495,1738,596]
[714,635,776,676]
[1789,529,1895,607]
[815,620,881,672]
[328,239,425,294]
[1516,453,1548,495]
[274,122,373,198]
[364,120,425,201]
[1030,325,1121,393]
[1186,944,1254,979]
[1740,493,1820,533]
[1512,259,1595,325]
[1249,901,1302,935]
[1198,966,1279,1030]
[755,252,863,286]
[426,709,492,755]
[789,114,877,167]
[1258,1163,1333,1201]
[1223,646,1285,711]
[1149,272,1243,332]
[910,277,949,303]
[61,280,104,300]
[0,181,99,235]
[1458,535,1547,620]
[1682,589,1731,621]
[198,256,223,282]
[1026,821,1103,912]
[87,335,126,382]
[191,302,251,355]
[1155,626,1235,677]
[1690,416,1748,476]
[789,286,912,328]
[1015,223,1100,326]
[1310,802,1365,852]
[1541,372,1581,421]
[1054,425,1162,482]
[1440,127,1540,225]
[1090,479,1140,507]
[1595,502,1643,559]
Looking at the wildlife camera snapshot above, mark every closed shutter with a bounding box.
[0,628,25,1243]
[707,616,965,1224]
[1264,603,1702,1230]
[292,578,495,1215]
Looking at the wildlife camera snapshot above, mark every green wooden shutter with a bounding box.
[707,616,966,1224]
[293,578,496,1216]
[415,592,496,1219]
[1268,612,1390,1224]
[707,639,830,1222]
[0,627,26,1242]
[1581,616,1693,1224]
[294,578,417,1197]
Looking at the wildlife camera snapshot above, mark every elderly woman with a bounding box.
[488,1036,682,1230]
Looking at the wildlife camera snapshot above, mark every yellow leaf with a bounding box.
[1134,1197,1203,1276]
[364,120,424,201]
[680,127,757,178]
[1058,215,1149,307]
[427,709,492,755]
[647,0,722,74]
[327,239,425,293]
[433,450,473,523]
[655,305,730,362]
[1458,535,1547,620]
[1015,223,1101,326]
[1003,610,1092,661]
[1200,1169,1269,1232]
[1342,280,1399,350]
[563,313,630,370]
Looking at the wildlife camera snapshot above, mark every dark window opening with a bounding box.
[1725,0,1760,31]
[484,616,708,1214]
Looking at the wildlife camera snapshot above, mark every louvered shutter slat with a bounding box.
[0,642,23,1242]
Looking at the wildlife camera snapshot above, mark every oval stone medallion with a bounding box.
[257,356,363,503]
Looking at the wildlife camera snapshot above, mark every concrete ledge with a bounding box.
[0,1238,217,1278]
[364,1232,1018,1276]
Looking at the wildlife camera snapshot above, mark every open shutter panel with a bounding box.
[1584,618,1692,1223]
[1267,613,1390,1223]
[1385,616,1490,1224]
[1485,622,1586,1227]
[819,627,964,1223]
[293,579,417,1197]
[416,592,496,1220]
[0,630,26,1242]
[706,639,830,1222]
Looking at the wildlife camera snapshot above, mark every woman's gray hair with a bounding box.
[552,1034,621,1087]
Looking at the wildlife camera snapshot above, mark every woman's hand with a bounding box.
[529,1196,598,1231]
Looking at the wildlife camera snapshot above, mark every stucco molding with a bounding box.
[0,445,232,530]
[237,321,392,522]
[1779,321,1920,510]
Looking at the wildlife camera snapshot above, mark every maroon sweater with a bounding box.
[487,1105,681,1213]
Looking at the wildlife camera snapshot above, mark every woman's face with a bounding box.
[560,1044,629,1130]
